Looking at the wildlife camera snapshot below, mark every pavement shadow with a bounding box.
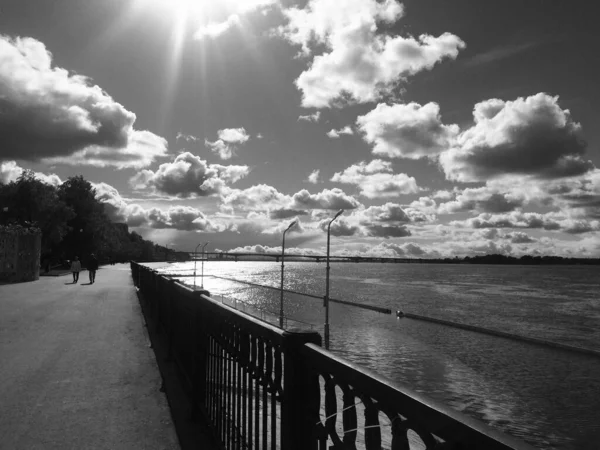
[64,281,78,285]
[81,282,93,285]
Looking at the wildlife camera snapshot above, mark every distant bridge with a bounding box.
[189,252,426,264]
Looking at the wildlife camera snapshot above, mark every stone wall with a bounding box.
[0,230,41,283]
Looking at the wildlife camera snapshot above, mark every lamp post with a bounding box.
[279,219,297,328]
[201,242,209,288]
[193,242,204,290]
[324,209,344,350]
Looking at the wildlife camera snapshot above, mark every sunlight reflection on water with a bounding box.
[154,261,600,449]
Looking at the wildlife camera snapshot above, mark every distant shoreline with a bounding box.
[182,253,600,266]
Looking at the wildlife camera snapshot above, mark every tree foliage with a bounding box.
[0,173,162,264]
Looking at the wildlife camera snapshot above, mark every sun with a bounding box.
[137,0,251,23]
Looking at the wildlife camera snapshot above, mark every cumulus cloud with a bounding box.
[279,0,464,107]
[291,188,361,210]
[94,181,222,231]
[331,159,419,198]
[193,0,277,40]
[364,224,411,238]
[298,111,321,122]
[504,231,536,244]
[437,186,525,214]
[439,93,594,182]
[318,218,361,236]
[220,184,291,211]
[130,152,249,198]
[147,206,220,231]
[0,161,62,186]
[221,185,361,220]
[306,169,320,184]
[357,102,458,159]
[205,127,250,160]
[337,241,436,258]
[326,126,354,138]
[451,212,562,231]
[361,202,411,222]
[44,130,168,169]
[195,14,241,40]
[0,35,167,168]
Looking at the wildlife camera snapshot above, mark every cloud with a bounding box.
[205,127,250,160]
[364,224,411,238]
[220,184,291,211]
[279,0,464,107]
[298,111,321,122]
[147,206,220,231]
[130,152,249,197]
[269,208,309,220]
[291,188,361,210]
[361,203,411,222]
[0,35,167,168]
[437,186,525,214]
[318,218,361,236]
[193,0,277,40]
[439,93,594,182]
[451,212,562,231]
[194,14,241,40]
[43,130,168,169]
[306,169,320,184]
[331,159,419,198]
[504,231,536,244]
[176,132,199,143]
[0,161,62,186]
[357,102,458,159]
[337,241,436,258]
[94,181,223,231]
[465,41,543,67]
[326,126,354,138]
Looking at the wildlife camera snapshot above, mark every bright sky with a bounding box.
[1,0,599,257]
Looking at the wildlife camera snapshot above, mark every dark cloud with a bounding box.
[0,35,167,168]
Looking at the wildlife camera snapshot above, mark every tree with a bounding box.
[58,176,106,258]
[0,171,74,258]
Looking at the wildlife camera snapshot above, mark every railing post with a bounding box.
[191,290,211,420]
[154,271,161,334]
[166,278,177,361]
[281,329,322,450]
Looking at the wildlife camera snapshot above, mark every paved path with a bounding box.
[0,265,180,449]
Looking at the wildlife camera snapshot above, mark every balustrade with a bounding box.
[131,262,535,450]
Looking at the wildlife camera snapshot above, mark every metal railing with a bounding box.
[131,262,536,450]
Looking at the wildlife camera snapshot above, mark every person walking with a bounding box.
[88,253,99,284]
[70,256,81,283]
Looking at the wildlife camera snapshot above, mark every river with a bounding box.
[153,261,600,450]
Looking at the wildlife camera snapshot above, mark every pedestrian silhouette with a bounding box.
[88,253,99,284]
[70,256,81,283]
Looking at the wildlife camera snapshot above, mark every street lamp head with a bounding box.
[285,219,298,232]
[334,209,344,220]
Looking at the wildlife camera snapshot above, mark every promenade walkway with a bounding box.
[0,264,201,449]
